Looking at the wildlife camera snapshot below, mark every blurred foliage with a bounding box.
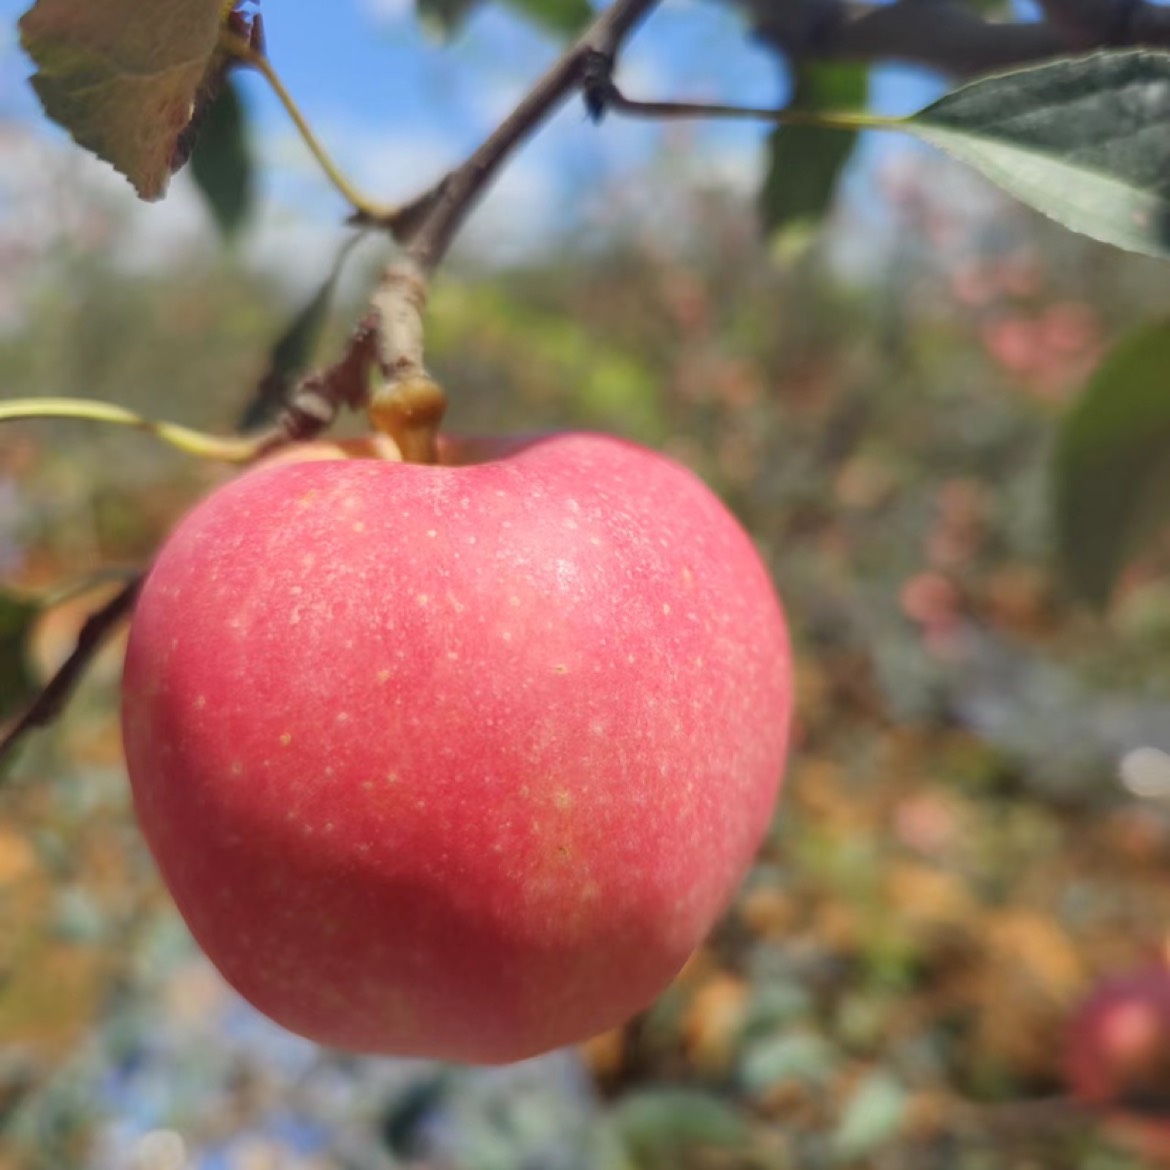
[417,0,590,40]
[1053,319,1170,608]
[189,78,254,245]
[758,63,867,244]
[0,592,41,726]
[5,148,1170,1168]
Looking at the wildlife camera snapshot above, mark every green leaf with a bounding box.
[905,50,1170,261]
[831,1072,907,1161]
[19,0,229,200]
[1053,319,1170,606]
[238,278,337,432]
[239,233,366,430]
[611,1089,749,1167]
[0,592,41,726]
[416,0,480,38]
[190,76,252,241]
[500,0,592,37]
[760,63,868,240]
[418,0,587,38]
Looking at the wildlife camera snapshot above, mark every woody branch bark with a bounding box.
[743,0,1170,77]
[359,0,661,459]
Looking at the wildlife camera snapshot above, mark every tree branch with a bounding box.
[1031,0,1144,49]
[334,0,1170,454]
[345,0,662,460]
[0,577,142,773]
[743,0,1170,78]
[391,0,661,274]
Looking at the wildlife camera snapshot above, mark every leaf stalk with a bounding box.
[220,29,400,224]
[0,398,263,463]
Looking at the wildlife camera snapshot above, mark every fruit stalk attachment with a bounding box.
[366,260,447,464]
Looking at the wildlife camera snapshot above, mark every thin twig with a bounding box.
[248,319,383,460]
[589,76,897,131]
[0,577,143,773]
[392,0,662,273]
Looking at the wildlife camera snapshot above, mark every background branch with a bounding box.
[743,0,1170,78]
[288,0,1170,455]
[0,577,142,772]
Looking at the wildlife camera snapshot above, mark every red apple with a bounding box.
[1064,962,1170,1160]
[121,432,791,1062]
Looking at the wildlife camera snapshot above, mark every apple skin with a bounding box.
[121,432,791,1062]
[1064,963,1170,1134]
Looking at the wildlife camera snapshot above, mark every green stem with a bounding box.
[779,109,904,133]
[220,30,399,223]
[0,398,262,463]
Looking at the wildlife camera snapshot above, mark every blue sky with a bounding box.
[0,0,948,273]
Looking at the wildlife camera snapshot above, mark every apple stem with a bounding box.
[364,260,448,464]
[368,376,447,464]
